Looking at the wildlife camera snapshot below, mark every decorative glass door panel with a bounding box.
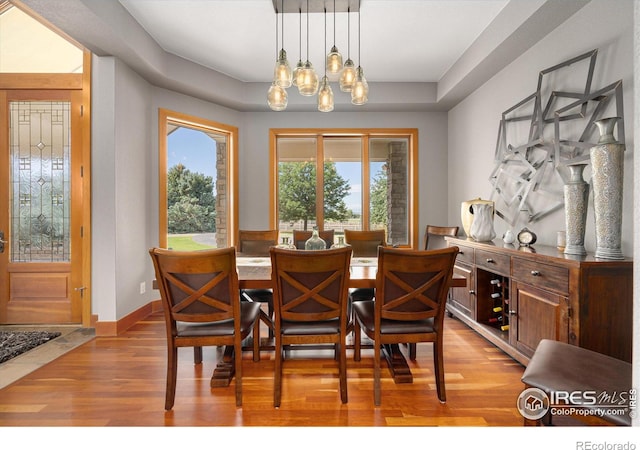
[1,92,83,324]
[10,101,71,262]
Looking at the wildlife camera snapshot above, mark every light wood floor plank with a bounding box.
[0,312,528,426]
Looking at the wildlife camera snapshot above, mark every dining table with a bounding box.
[210,254,466,387]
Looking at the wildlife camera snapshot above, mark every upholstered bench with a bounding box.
[520,339,632,426]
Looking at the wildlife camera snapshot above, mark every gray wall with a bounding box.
[448,0,634,255]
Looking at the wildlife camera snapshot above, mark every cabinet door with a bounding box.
[511,281,569,359]
[448,264,475,320]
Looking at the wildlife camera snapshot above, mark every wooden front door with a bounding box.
[0,89,85,324]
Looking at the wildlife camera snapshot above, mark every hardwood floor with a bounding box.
[0,311,530,427]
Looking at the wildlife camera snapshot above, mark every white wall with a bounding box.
[448,0,634,255]
[92,57,153,321]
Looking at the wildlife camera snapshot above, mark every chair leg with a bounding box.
[409,343,416,360]
[433,338,446,403]
[268,301,274,339]
[165,346,178,410]
[193,346,203,364]
[274,336,282,408]
[339,342,348,404]
[234,339,242,407]
[252,317,260,362]
[354,322,362,361]
[374,340,381,406]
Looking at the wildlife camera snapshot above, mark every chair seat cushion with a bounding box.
[176,301,261,337]
[521,339,632,426]
[281,319,340,335]
[242,289,273,304]
[349,288,375,302]
[353,300,435,334]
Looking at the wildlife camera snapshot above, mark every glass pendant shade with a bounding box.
[326,46,343,74]
[267,82,288,111]
[292,60,304,86]
[298,61,319,96]
[317,76,334,112]
[339,58,356,92]
[351,67,368,105]
[274,49,293,88]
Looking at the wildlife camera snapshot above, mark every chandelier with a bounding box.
[267,0,368,112]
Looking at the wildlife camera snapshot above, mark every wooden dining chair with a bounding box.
[292,229,335,249]
[270,246,352,407]
[149,247,261,409]
[424,225,459,250]
[237,229,279,338]
[353,246,459,405]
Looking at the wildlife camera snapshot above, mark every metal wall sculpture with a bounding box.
[489,49,625,227]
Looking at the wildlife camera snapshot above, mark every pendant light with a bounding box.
[318,8,334,112]
[298,0,319,96]
[351,0,368,105]
[274,0,292,88]
[339,6,356,92]
[326,0,343,74]
[268,8,287,111]
[292,8,304,87]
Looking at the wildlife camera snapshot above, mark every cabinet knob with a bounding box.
[508,310,517,315]
[469,290,475,295]
[530,270,540,276]
[486,258,494,263]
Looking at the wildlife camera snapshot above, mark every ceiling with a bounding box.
[16,0,591,112]
[116,0,509,83]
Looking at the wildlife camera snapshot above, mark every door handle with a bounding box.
[0,231,7,253]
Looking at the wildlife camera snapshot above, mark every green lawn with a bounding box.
[167,235,214,251]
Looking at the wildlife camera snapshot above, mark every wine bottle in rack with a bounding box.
[500,324,509,332]
[490,278,501,286]
[488,316,503,324]
[493,306,502,313]
[491,292,501,299]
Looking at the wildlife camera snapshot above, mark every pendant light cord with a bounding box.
[324,7,327,75]
[306,0,310,61]
[333,0,336,46]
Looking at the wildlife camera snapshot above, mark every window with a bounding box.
[270,129,418,248]
[159,109,237,250]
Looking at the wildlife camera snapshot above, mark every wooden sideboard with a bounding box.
[445,237,633,365]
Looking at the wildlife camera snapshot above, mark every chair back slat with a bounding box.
[150,247,239,323]
[344,229,386,257]
[376,247,458,323]
[292,229,335,249]
[424,225,459,250]
[271,247,351,323]
[238,230,278,256]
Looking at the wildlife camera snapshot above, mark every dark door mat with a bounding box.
[0,331,62,364]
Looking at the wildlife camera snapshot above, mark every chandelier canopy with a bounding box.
[267,0,368,112]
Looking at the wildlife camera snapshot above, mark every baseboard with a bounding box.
[92,299,163,336]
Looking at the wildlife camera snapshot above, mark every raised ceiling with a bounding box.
[16,0,591,112]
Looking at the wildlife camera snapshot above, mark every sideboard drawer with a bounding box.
[511,257,569,295]
[453,243,474,265]
[475,248,510,275]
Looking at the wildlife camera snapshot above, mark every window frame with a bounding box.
[158,109,238,249]
[269,128,419,248]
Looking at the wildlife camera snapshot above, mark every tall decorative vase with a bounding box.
[563,163,589,256]
[590,117,625,260]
